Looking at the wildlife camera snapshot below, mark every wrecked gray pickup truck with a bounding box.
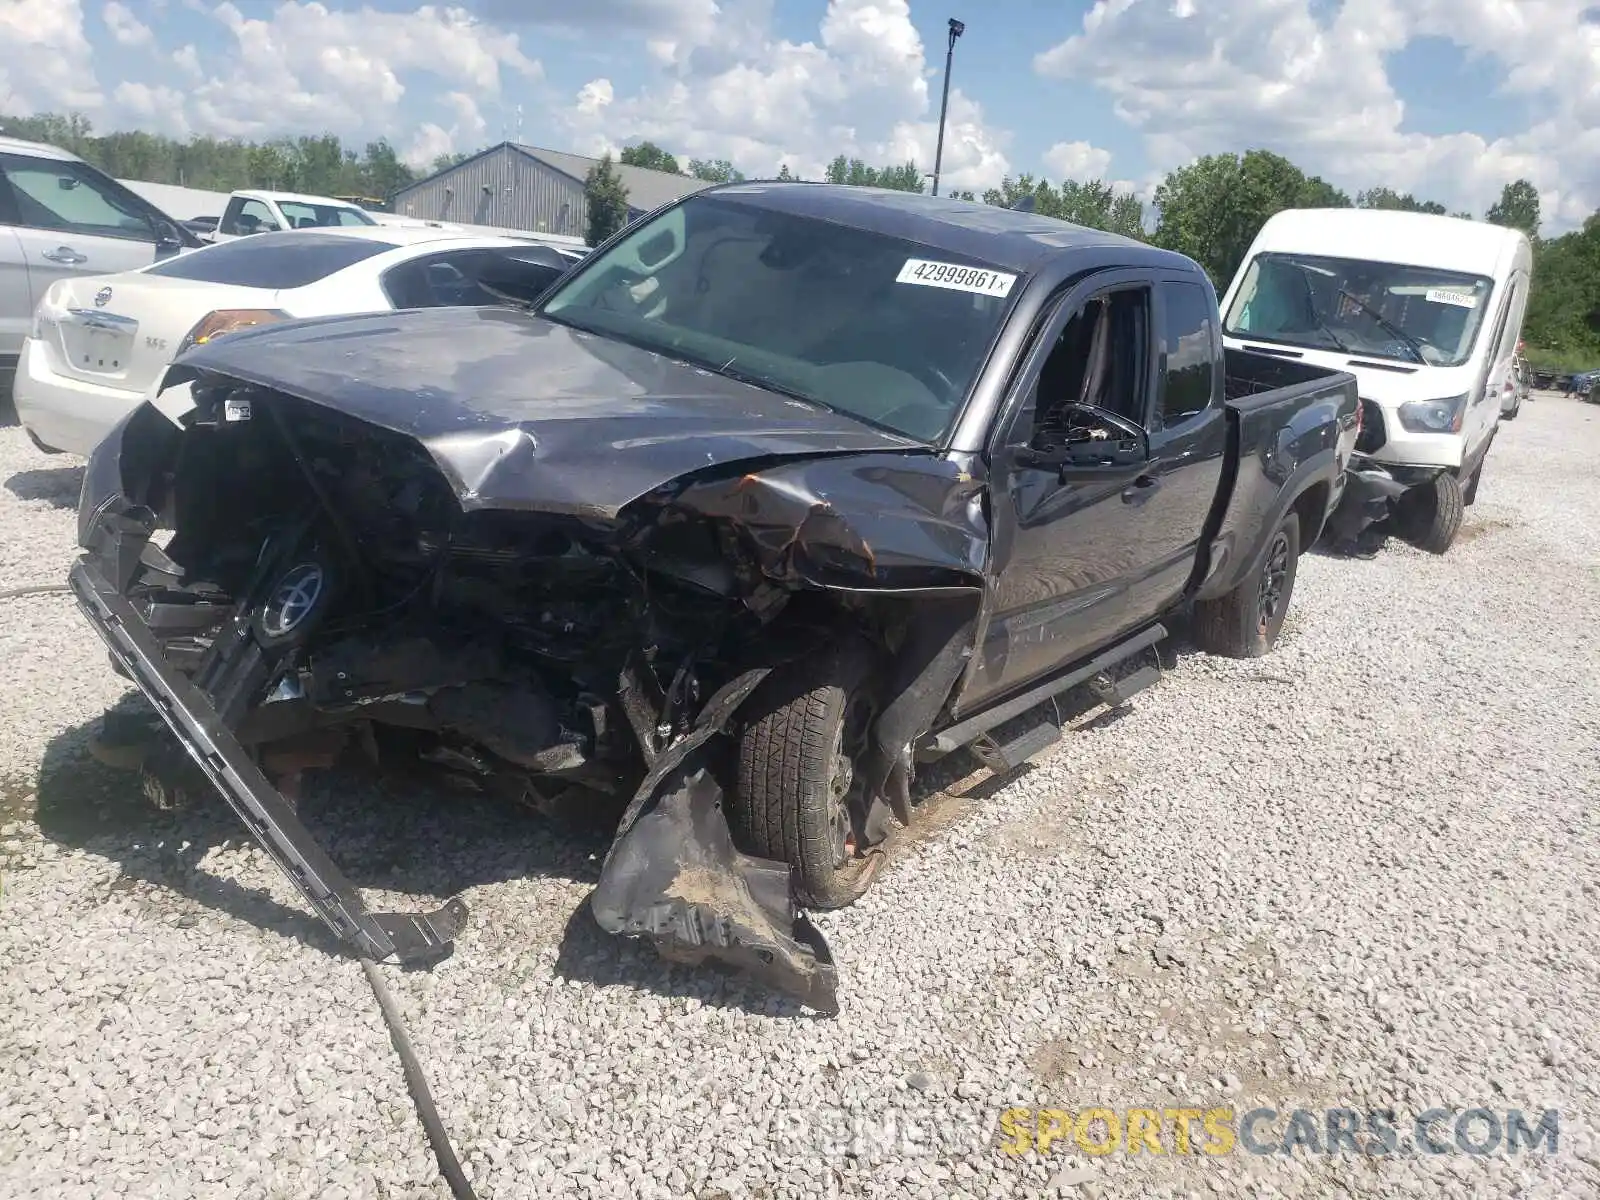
[68,183,1357,1013]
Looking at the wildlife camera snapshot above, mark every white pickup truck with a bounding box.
[205,190,394,241]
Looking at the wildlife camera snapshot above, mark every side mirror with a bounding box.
[1065,438,1146,468]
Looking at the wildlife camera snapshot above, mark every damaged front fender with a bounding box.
[590,668,841,1015]
[661,452,990,594]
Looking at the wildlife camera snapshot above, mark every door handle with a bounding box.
[1122,474,1161,505]
[42,246,88,265]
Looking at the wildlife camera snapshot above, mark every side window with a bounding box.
[1497,281,1524,362]
[1159,281,1218,429]
[0,153,156,242]
[222,199,279,236]
[382,249,568,310]
[1029,287,1151,451]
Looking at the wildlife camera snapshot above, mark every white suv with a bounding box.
[1,135,198,400]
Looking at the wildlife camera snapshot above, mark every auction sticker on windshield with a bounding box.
[897,258,1018,297]
[1426,288,1478,308]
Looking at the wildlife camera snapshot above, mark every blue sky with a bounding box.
[3,0,1597,230]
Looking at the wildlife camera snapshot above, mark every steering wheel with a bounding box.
[908,362,959,402]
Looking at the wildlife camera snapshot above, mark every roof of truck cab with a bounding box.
[233,189,367,208]
[1248,208,1529,278]
[696,181,1195,277]
[0,135,81,162]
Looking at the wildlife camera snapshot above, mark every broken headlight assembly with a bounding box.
[1397,394,1468,434]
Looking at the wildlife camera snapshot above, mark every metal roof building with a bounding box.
[390,142,712,243]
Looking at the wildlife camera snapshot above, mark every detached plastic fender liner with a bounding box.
[590,667,841,1015]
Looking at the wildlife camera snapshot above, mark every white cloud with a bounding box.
[1043,140,1114,181]
[576,78,615,117]
[0,0,102,115]
[103,1,155,48]
[171,44,203,80]
[1034,0,1600,230]
[112,82,190,138]
[400,90,489,168]
[561,0,1012,190]
[127,3,540,142]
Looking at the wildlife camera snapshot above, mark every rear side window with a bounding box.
[381,247,569,310]
[144,232,396,288]
[1159,281,1218,428]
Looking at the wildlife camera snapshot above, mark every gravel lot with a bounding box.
[1,394,1597,1200]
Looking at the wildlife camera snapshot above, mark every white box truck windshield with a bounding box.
[1218,208,1531,557]
[1223,252,1495,370]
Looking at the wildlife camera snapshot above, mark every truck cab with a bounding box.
[208,190,379,242]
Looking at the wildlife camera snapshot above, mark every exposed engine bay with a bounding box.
[73,369,991,1012]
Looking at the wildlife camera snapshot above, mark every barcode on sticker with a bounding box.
[224,397,252,422]
[897,258,1017,297]
[1425,288,1477,308]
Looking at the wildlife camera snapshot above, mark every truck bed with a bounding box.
[1195,348,1359,603]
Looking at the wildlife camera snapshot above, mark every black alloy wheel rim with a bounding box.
[1257,531,1291,633]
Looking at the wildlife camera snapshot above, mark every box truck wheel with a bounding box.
[1396,472,1464,554]
[1193,511,1301,659]
[733,640,882,910]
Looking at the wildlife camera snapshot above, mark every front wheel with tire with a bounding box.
[1192,512,1301,659]
[1395,471,1464,554]
[733,642,881,910]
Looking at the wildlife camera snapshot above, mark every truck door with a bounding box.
[1144,277,1229,598]
[962,272,1164,709]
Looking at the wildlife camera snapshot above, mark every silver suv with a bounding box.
[1,135,196,396]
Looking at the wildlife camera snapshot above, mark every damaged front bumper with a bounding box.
[69,555,470,962]
[1322,458,1413,555]
[68,554,841,1013]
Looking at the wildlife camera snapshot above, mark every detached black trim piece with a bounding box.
[68,557,468,963]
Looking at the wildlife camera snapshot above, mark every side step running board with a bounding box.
[1087,663,1162,708]
[970,721,1062,773]
[922,623,1167,757]
[69,559,467,964]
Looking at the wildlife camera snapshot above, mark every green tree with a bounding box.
[776,163,795,181]
[431,150,474,173]
[689,158,744,183]
[584,153,631,245]
[619,141,681,175]
[1521,215,1600,364]
[977,173,1145,238]
[823,155,925,191]
[1151,150,1337,285]
[1355,186,1447,214]
[1486,179,1541,239]
[358,139,415,199]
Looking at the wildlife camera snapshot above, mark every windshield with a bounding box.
[1224,251,1495,367]
[278,201,377,229]
[537,194,1023,441]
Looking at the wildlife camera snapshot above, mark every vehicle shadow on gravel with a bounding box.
[5,464,85,509]
[29,700,911,1015]
[31,698,617,965]
[29,634,1215,1014]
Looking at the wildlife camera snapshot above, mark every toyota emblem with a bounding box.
[94,286,112,308]
[260,563,325,637]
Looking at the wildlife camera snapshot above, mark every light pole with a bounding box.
[930,17,964,198]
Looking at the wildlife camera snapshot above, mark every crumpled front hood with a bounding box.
[167,305,925,518]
